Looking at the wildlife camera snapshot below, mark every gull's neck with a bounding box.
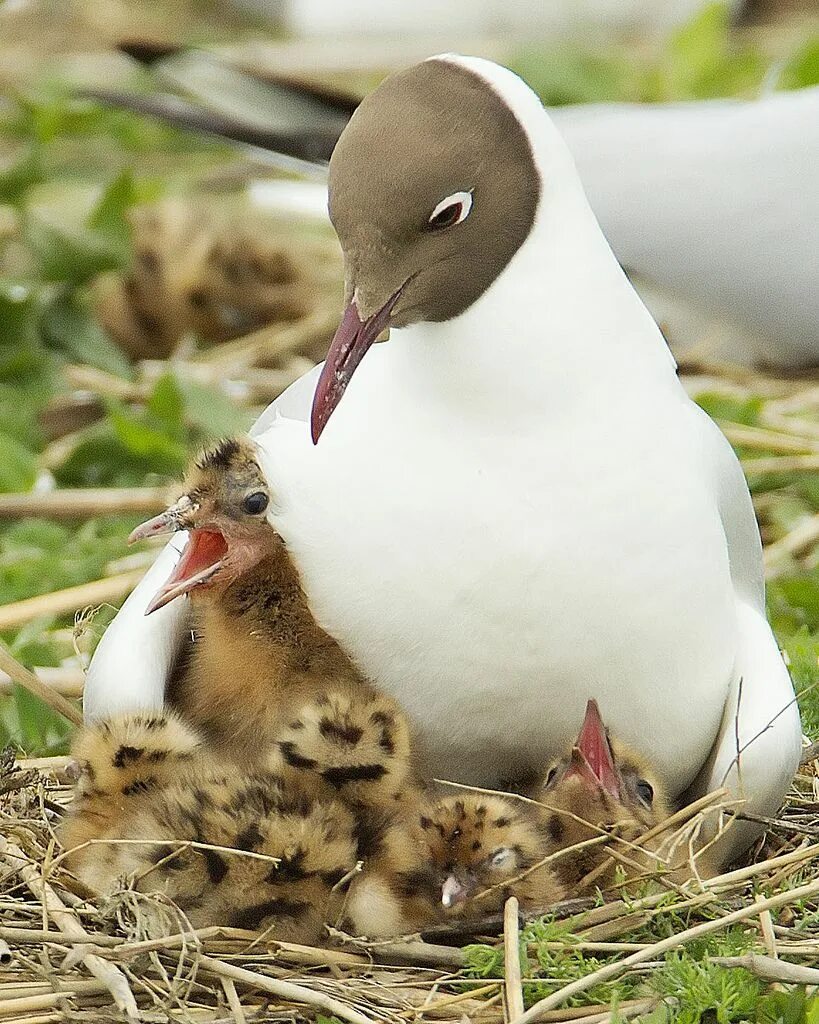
[380,70,681,425]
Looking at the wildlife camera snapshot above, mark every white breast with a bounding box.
[257,341,735,795]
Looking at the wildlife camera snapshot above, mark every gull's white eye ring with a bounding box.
[427,190,473,230]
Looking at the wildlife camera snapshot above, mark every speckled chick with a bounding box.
[343,791,562,936]
[130,436,417,816]
[538,699,684,893]
[61,713,359,941]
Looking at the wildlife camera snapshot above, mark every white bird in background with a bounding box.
[551,87,819,367]
[85,55,801,862]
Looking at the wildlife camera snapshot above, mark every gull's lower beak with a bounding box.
[128,496,195,544]
[567,699,620,800]
[310,289,402,444]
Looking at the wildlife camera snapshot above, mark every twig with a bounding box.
[198,954,377,1024]
[742,454,819,474]
[191,308,337,373]
[0,570,144,632]
[712,953,819,985]
[503,897,524,1023]
[0,836,139,1020]
[801,741,819,765]
[346,938,466,969]
[516,877,819,1021]
[0,487,173,520]
[221,977,248,1024]
[755,894,778,959]
[0,645,82,727]
[718,421,818,454]
[0,666,85,698]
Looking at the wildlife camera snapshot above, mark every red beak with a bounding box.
[566,700,620,800]
[310,291,401,444]
[144,529,228,614]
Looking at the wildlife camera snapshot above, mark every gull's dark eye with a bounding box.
[636,780,654,806]
[427,190,473,231]
[242,491,269,515]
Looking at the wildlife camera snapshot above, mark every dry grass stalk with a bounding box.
[0,836,138,1020]
[197,955,378,1024]
[0,646,82,726]
[503,897,524,1023]
[0,571,144,633]
[0,487,173,520]
[0,666,85,699]
[712,953,819,985]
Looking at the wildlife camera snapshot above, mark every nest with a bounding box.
[2,752,819,1024]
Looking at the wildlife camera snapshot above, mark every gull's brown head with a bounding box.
[129,437,274,613]
[311,55,541,442]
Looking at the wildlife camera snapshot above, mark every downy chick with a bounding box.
[62,710,205,888]
[61,713,359,941]
[350,702,680,932]
[343,791,562,935]
[539,699,683,892]
[130,436,415,814]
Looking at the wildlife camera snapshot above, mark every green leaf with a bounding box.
[0,280,39,349]
[175,377,251,439]
[41,290,133,377]
[107,399,188,469]
[0,431,37,492]
[146,372,185,434]
[0,144,42,204]
[87,169,136,252]
[25,213,126,284]
[510,48,628,106]
[694,391,763,427]
[780,37,819,90]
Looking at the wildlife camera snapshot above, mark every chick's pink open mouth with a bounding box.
[145,529,228,615]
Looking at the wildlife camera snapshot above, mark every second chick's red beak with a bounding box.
[565,699,621,800]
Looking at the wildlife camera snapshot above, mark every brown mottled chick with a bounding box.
[538,699,698,893]
[130,436,415,815]
[344,792,562,935]
[61,713,359,941]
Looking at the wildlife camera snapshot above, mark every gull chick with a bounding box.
[61,712,359,940]
[538,699,698,891]
[130,436,415,816]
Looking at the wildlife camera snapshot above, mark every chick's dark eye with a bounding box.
[242,491,269,515]
[636,780,654,806]
[544,766,558,787]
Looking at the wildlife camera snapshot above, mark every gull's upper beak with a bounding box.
[310,288,402,444]
[565,699,621,800]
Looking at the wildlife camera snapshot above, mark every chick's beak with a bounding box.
[130,497,228,615]
[128,496,195,544]
[567,699,620,800]
[310,287,402,444]
[441,874,469,909]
